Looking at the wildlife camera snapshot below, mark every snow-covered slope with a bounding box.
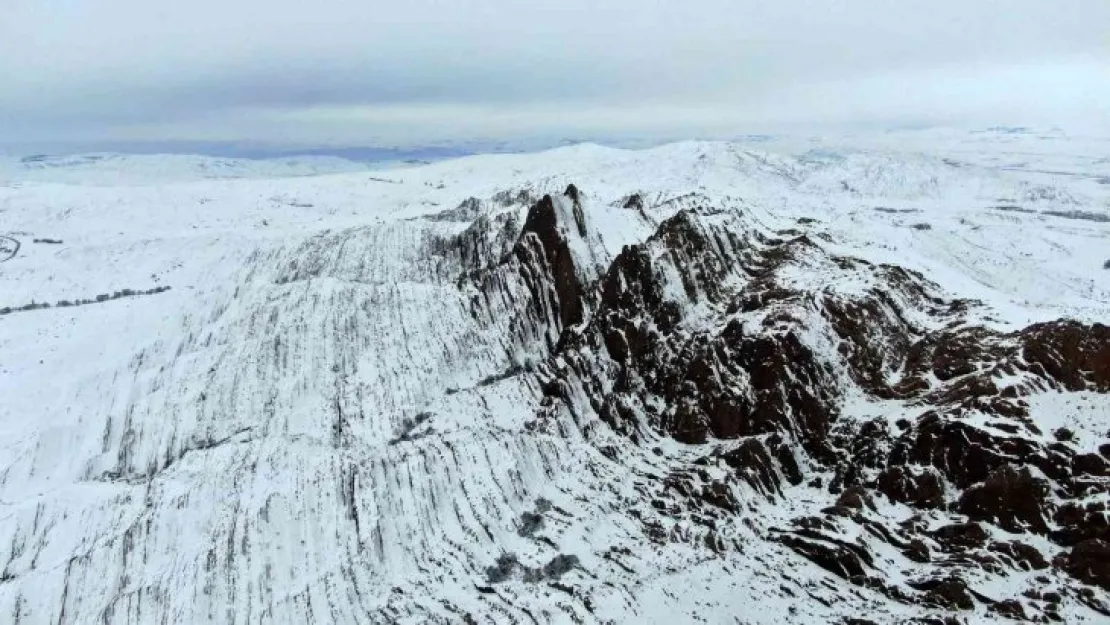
[1,132,1108,624]
[0,153,373,186]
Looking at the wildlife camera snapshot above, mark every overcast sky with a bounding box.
[1,1,1108,151]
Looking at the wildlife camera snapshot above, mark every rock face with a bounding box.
[2,142,1110,624]
[456,189,1110,621]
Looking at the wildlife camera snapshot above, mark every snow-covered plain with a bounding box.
[1,129,1108,623]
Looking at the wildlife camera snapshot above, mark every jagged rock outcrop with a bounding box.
[452,187,1110,621]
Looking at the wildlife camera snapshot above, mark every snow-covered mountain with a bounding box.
[1,132,1109,624]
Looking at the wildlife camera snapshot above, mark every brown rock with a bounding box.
[1020,321,1110,392]
[1051,501,1109,545]
[903,538,931,563]
[719,437,785,496]
[989,541,1048,570]
[621,193,644,210]
[989,599,1027,620]
[776,534,871,579]
[836,485,875,511]
[517,194,586,329]
[1054,538,1110,590]
[909,576,976,610]
[931,522,989,551]
[957,465,1051,534]
[698,481,737,511]
[877,465,946,509]
[1073,452,1110,477]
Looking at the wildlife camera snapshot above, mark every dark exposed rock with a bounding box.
[989,541,1048,571]
[904,539,931,563]
[717,435,803,497]
[1072,452,1110,477]
[1054,539,1110,590]
[836,485,875,511]
[517,194,586,329]
[776,534,870,579]
[877,465,946,509]
[908,576,976,610]
[989,599,1027,620]
[1020,321,1110,392]
[563,183,581,203]
[957,465,1052,534]
[621,193,644,210]
[930,522,989,551]
[890,416,1068,490]
[1063,499,1110,545]
[697,481,738,511]
[1024,588,1063,604]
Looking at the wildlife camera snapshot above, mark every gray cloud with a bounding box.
[2,1,1108,149]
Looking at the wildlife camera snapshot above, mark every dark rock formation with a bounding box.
[957,465,1052,534]
[448,185,1110,621]
[877,465,946,509]
[1054,539,1110,590]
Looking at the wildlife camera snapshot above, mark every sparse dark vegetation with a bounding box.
[484,552,521,583]
[517,497,553,538]
[485,551,580,584]
[517,511,544,537]
[621,193,644,210]
[389,411,434,445]
[541,554,580,580]
[33,238,63,244]
[491,188,535,207]
[425,197,483,222]
[475,361,534,387]
[1104,259,1110,270]
[0,286,171,316]
[909,223,933,231]
[1041,209,1110,223]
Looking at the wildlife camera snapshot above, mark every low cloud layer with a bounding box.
[2,1,1108,150]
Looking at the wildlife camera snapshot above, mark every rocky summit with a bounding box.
[1,133,1109,623]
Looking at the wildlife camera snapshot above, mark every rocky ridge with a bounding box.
[446,184,1110,623]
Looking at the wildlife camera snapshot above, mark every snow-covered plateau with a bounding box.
[1,129,1109,624]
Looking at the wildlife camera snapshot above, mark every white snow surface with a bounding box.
[1,131,1108,623]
